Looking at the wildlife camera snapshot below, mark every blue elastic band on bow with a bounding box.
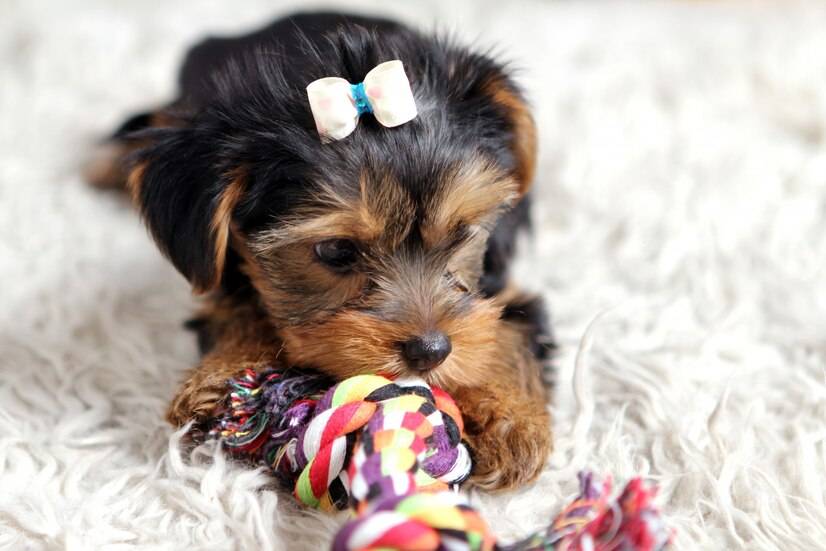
[350,82,373,115]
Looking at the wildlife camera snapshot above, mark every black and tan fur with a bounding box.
[89,12,554,490]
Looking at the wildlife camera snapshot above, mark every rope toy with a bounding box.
[208,368,672,550]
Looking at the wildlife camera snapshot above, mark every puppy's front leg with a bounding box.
[449,304,553,491]
[451,382,552,491]
[166,302,281,432]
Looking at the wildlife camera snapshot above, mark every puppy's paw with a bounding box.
[165,362,245,432]
[461,394,552,491]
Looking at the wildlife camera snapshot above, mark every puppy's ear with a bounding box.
[480,74,537,196]
[127,127,244,293]
[449,53,538,196]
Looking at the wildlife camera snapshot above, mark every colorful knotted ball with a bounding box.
[291,374,472,512]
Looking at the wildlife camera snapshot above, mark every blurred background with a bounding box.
[2,1,825,549]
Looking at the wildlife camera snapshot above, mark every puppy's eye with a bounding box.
[314,239,360,272]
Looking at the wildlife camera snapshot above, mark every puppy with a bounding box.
[89,12,554,490]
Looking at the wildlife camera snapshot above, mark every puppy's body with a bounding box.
[93,12,554,490]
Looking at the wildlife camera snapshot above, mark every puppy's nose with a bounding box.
[402,331,452,371]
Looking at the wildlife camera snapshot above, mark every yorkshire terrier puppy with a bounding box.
[89,12,554,490]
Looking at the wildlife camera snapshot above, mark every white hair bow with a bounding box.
[306,60,418,142]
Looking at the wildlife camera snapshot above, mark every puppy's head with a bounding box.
[129,27,536,387]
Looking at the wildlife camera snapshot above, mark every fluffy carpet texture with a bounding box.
[2,1,825,549]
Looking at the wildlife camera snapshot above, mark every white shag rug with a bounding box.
[2,1,826,549]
